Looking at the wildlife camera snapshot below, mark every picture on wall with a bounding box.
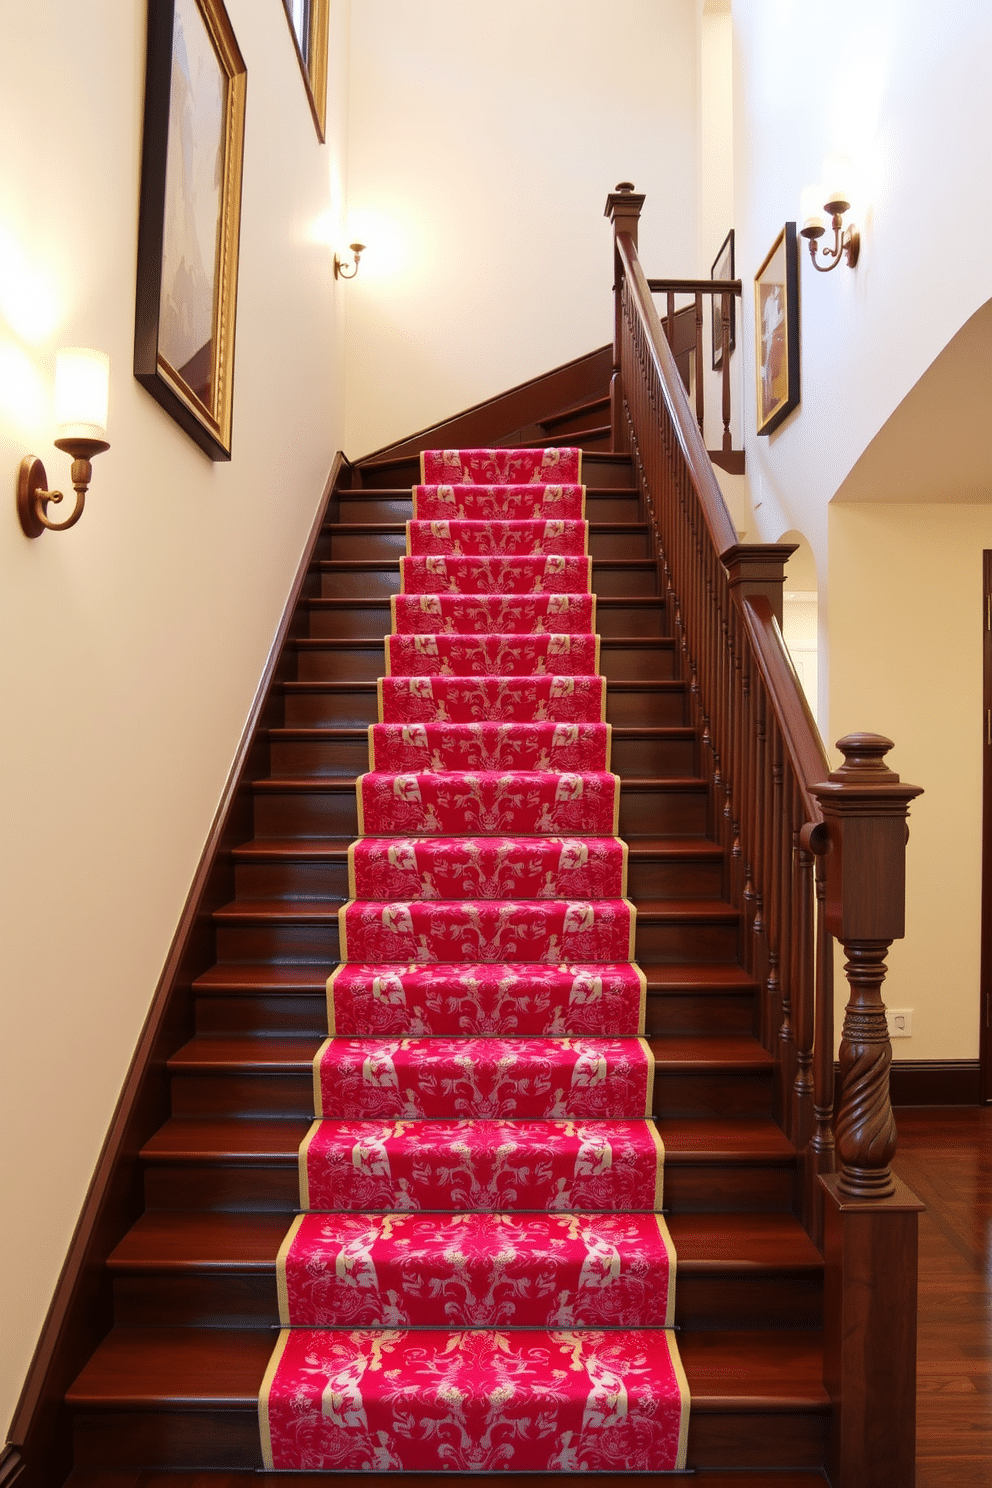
[134,0,247,461]
[754,221,800,436]
[282,0,330,139]
[710,228,736,371]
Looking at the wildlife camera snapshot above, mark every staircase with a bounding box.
[56,430,829,1483]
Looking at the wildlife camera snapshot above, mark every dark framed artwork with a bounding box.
[134,0,247,461]
[282,0,329,140]
[710,229,735,371]
[754,222,800,436]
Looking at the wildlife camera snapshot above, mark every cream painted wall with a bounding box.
[731,0,992,577]
[829,504,992,1061]
[0,1,349,1431]
[343,0,699,458]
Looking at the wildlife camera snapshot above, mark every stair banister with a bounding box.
[605,182,925,1486]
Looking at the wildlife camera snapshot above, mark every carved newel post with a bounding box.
[810,733,924,1488]
[604,182,645,453]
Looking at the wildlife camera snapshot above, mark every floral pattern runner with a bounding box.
[327,961,647,1037]
[261,447,688,1471]
[386,631,599,677]
[413,482,585,521]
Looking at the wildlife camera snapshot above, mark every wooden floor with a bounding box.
[894,1105,992,1487]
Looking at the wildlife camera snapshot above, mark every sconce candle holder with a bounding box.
[16,347,111,538]
[800,193,860,272]
[334,242,366,280]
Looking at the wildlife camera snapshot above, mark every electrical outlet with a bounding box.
[886,1008,913,1038]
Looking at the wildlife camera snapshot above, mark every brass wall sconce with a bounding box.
[17,348,110,538]
[333,242,366,280]
[800,184,860,272]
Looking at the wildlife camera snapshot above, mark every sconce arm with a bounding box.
[17,437,109,539]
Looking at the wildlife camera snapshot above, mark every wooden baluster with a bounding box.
[811,733,924,1488]
[791,831,815,1152]
[694,291,704,438]
[604,182,645,453]
[721,291,733,453]
[805,838,835,1246]
[765,727,784,1089]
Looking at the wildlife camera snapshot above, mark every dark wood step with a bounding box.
[139,1114,799,1215]
[289,634,676,684]
[249,774,709,840]
[229,831,724,900]
[320,522,652,563]
[332,488,642,525]
[164,1031,772,1122]
[353,449,635,490]
[192,957,759,1040]
[264,723,695,780]
[65,1470,831,1488]
[66,1326,827,1470]
[209,889,739,965]
[538,393,610,434]
[106,1209,820,1331]
[304,592,665,640]
[316,557,660,599]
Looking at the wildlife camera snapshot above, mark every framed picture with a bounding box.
[754,222,800,436]
[134,0,247,461]
[710,229,735,371]
[282,0,329,140]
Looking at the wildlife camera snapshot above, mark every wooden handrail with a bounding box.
[648,277,742,294]
[605,180,923,1486]
[617,233,739,556]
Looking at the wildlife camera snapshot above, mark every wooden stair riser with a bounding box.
[333,491,643,525]
[109,1267,821,1332]
[318,558,661,599]
[306,594,667,640]
[322,527,653,564]
[70,1399,827,1473]
[291,637,677,683]
[230,851,724,902]
[167,1066,773,1122]
[355,451,633,491]
[143,1154,798,1215]
[279,681,690,728]
[192,987,759,1039]
[265,729,696,779]
[212,914,742,965]
[250,780,710,838]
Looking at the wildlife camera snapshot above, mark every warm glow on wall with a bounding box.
[0,341,47,427]
[0,224,62,345]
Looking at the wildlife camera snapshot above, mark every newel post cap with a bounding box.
[605,181,646,244]
[809,734,923,941]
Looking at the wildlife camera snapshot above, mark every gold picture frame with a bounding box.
[134,0,247,461]
[754,221,800,437]
[282,0,329,141]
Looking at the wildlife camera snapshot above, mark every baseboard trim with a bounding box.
[890,1059,982,1106]
[0,1446,25,1488]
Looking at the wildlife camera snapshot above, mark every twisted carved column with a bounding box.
[834,938,897,1198]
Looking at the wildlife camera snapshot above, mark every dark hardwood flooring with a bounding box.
[893,1106,992,1487]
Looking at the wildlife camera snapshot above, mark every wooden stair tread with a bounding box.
[166,1031,771,1073]
[251,774,706,792]
[193,965,329,991]
[66,1326,826,1410]
[109,1209,819,1274]
[141,1115,794,1165]
[211,896,737,923]
[646,964,760,990]
[230,835,719,860]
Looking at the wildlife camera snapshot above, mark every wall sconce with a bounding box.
[333,242,366,280]
[800,183,860,272]
[17,348,110,538]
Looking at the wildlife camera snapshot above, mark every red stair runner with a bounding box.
[259,447,689,1472]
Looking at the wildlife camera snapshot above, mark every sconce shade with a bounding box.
[55,348,110,442]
